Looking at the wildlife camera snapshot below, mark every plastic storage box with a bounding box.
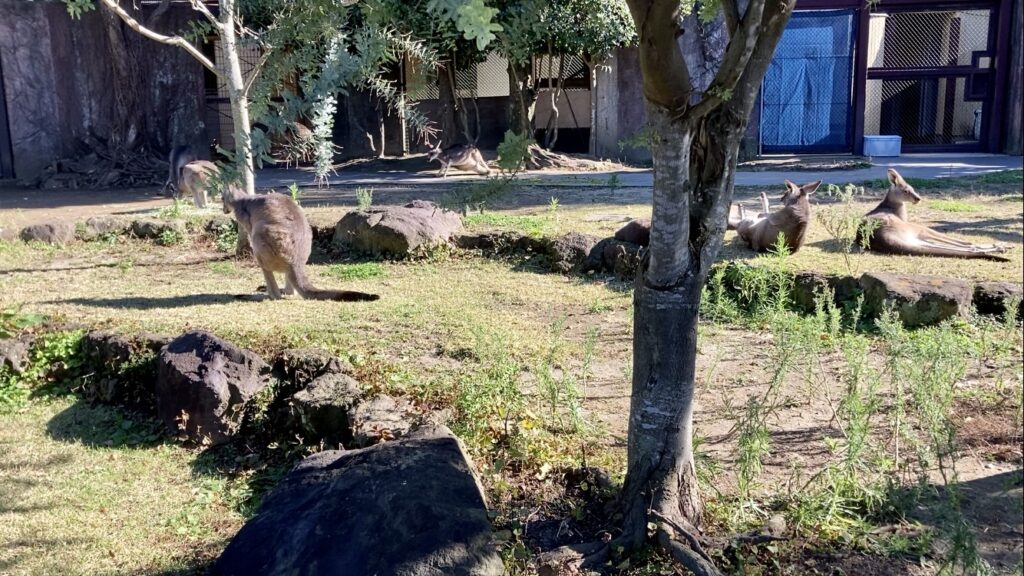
[863,135,902,157]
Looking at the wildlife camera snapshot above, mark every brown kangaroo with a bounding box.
[728,180,821,253]
[859,169,1009,261]
[222,188,379,301]
[178,160,219,209]
[427,143,491,177]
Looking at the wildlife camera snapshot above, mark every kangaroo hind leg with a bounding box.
[261,268,283,300]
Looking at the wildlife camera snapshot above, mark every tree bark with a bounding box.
[587,60,598,157]
[438,62,468,148]
[508,59,536,137]
[1006,0,1023,154]
[99,3,146,151]
[218,0,253,256]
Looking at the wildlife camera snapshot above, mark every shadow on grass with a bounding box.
[932,217,1024,244]
[43,293,268,310]
[46,401,167,450]
[0,254,233,276]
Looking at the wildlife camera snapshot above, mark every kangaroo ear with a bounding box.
[887,168,905,186]
[802,180,822,195]
[783,179,799,193]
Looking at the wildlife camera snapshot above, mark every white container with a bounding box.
[863,135,902,157]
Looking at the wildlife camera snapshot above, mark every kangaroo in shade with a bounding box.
[427,143,491,177]
[859,169,1010,261]
[178,160,220,209]
[221,188,380,302]
[728,180,821,253]
[164,145,197,198]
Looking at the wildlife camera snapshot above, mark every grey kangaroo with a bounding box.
[164,145,197,198]
[427,143,491,177]
[221,187,379,301]
[178,160,219,209]
[858,169,1009,261]
[728,180,821,253]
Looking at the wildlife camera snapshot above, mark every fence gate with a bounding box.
[864,7,997,150]
[760,10,857,153]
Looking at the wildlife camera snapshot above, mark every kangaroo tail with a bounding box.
[287,267,380,302]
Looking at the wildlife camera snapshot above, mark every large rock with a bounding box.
[614,218,650,246]
[0,338,32,374]
[352,394,415,447]
[214,425,504,576]
[973,281,1023,319]
[273,347,350,392]
[81,331,170,407]
[334,200,463,256]
[287,372,362,445]
[791,272,861,312]
[156,331,270,444]
[20,221,75,244]
[547,232,600,273]
[582,238,643,279]
[79,216,128,240]
[130,218,187,241]
[859,272,973,327]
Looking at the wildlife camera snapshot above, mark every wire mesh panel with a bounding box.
[868,10,992,69]
[864,77,984,145]
[404,53,510,102]
[760,10,856,152]
[205,40,263,151]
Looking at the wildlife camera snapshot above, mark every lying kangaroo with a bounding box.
[728,180,821,253]
[427,143,491,177]
[221,187,379,301]
[178,160,219,209]
[163,145,197,198]
[859,169,1009,261]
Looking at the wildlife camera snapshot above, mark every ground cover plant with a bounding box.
[0,170,1021,575]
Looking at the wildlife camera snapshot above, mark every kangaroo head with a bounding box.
[222,185,242,214]
[885,169,921,205]
[427,144,443,163]
[781,180,821,208]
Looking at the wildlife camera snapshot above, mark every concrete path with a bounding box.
[259,153,1023,190]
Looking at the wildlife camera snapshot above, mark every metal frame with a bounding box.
[0,54,14,179]
[789,0,1011,154]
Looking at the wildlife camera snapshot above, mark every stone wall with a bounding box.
[0,1,207,180]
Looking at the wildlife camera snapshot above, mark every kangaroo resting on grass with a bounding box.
[728,180,821,253]
[221,188,380,302]
[427,143,491,177]
[858,169,1010,261]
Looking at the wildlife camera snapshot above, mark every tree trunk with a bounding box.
[1006,0,1023,154]
[100,5,145,152]
[587,60,598,157]
[507,59,536,137]
[219,0,252,256]
[438,63,467,148]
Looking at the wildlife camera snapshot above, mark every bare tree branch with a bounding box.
[188,0,222,29]
[680,0,765,123]
[98,0,220,77]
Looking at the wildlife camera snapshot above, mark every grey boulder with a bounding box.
[213,424,505,576]
[287,372,362,446]
[20,221,75,244]
[155,331,270,444]
[333,200,463,256]
[547,232,600,273]
[860,272,973,327]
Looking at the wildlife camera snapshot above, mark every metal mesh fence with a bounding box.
[205,41,263,150]
[865,77,983,145]
[405,53,510,102]
[868,10,991,69]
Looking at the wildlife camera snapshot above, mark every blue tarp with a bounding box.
[760,10,855,152]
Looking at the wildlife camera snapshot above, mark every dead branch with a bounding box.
[99,0,220,76]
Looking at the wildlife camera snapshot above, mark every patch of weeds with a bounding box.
[156,198,190,220]
[0,307,47,339]
[817,183,879,276]
[322,262,385,281]
[586,299,614,314]
[288,183,301,205]
[1,329,86,412]
[212,221,239,253]
[927,199,982,213]
[117,258,135,274]
[355,187,374,210]
[157,228,185,246]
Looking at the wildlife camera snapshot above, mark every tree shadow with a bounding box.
[0,254,233,276]
[43,293,268,310]
[46,401,167,450]
[930,217,1024,244]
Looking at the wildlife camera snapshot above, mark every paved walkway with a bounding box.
[258,153,1024,189]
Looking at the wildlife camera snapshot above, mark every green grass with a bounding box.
[322,262,386,281]
[926,199,983,213]
[464,212,552,238]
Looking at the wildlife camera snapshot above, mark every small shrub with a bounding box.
[157,228,184,246]
[213,221,239,253]
[355,187,374,211]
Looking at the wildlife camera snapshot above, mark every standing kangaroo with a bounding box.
[221,188,379,302]
[427,143,491,177]
[164,145,197,198]
[859,169,1010,261]
[178,160,219,209]
[728,180,821,253]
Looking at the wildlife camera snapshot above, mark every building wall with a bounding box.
[0,1,206,180]
[593,47,651,163]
